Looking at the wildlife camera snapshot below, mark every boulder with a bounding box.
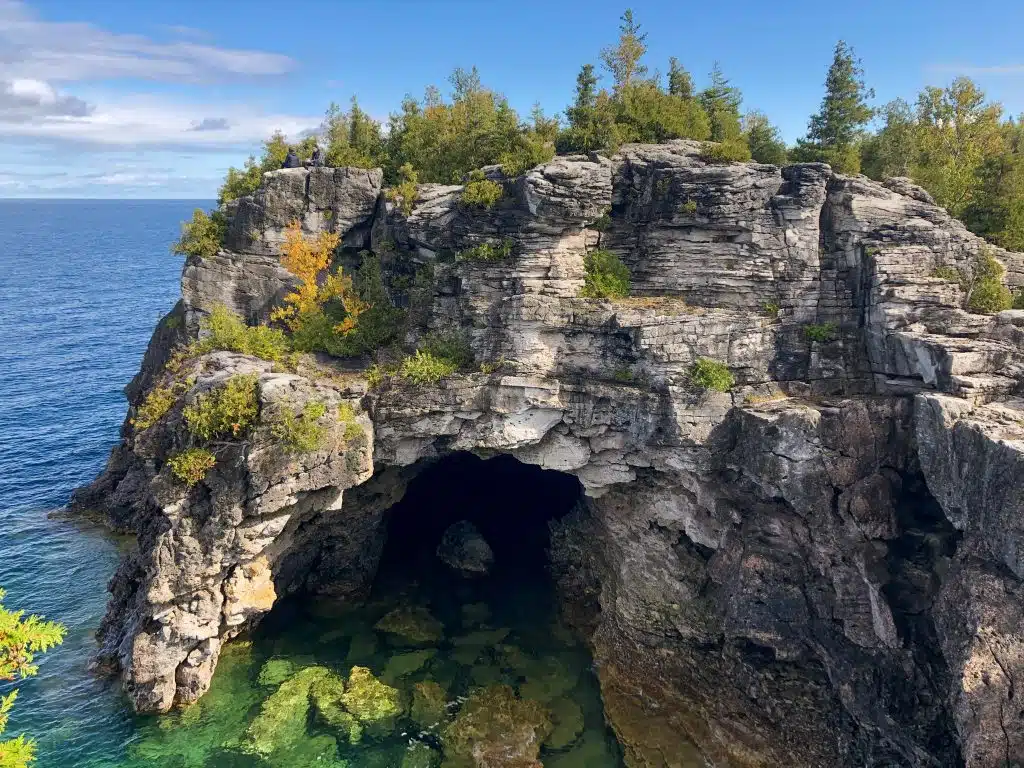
[437,521,494,577]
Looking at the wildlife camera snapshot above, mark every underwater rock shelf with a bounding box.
[76,140,1024,767]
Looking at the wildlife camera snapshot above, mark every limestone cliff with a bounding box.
[74,141,1024,767]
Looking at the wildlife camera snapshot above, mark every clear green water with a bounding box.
[109,560,624,767]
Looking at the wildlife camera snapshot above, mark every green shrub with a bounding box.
[699,139,752,164]
[328,254,406,357]
[337,402,364,442]
[385,163,419,216]
[167,448,217,486]
[762,301,781,319]
[132,386,176,431]
[460,170,504,209]
[419,330,474,370]
[183,374,260,441]
[269,400,328,453]
[932,252,1013,314]
[172,209,226,260]
[195,305,290,361]
[804,322,838,342]
[591,208,612,232]
[399,350,458,384]
[456,239,514,262]
[613,367,635,383]
[1014,290,1024,309]
[679,199,698,215]
[689,358,735,392]
[580,249,630,299]
[932,266,961,282]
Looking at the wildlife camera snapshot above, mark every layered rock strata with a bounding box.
[74,142,1024,767]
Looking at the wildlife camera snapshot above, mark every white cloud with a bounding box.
[0,78,93,121]
[0,0,296,83]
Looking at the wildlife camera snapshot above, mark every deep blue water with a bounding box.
[0,199,204,766]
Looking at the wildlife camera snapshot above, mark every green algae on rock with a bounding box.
[546,697,585,750]
[340,665,405,736]
[401,741,441,768]
[374,606,444,645]
[382,648,437,682]
[257,657,296,687]
[410,679,449,730]
[518,654,580,703]
[310,673,364,745]
[239,665,332,757]
[442,684,552,768]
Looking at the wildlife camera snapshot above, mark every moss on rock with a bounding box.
[382,649,437,683]
[441,684,552,768]
[340,666,405,737]
[401,741,441,768]
[257,658,296,687]
[239,666,331,757]
[374,606,444,646]
[545,697,585,750]
[410,680,449,730]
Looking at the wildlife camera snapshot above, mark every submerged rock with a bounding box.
[340,666,404,736]
[374,606,444,646]
[410,679,449,730]
[401,741,441,768]
[256,658,296,687]
[442,684,552,768]
[239,666,331,757]
[382,649,437,682]
[310,673,363,745]
[545,697,585,750]
[437,521,494,577]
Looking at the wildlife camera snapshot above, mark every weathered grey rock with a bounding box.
[75,151,1024,767]
[436,521,494,577]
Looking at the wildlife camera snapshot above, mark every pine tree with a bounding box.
[600,9,648,91]
[699,63,743,142]
[556,64,619,153]
[793,40,874,173]
[0,587,65,768]
[668,57,694,99]
[743,111,788,165]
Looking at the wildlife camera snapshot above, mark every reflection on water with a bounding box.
[116,555,625,767]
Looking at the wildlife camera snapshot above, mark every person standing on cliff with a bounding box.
[282,149,300,169]
[309,147,324,167]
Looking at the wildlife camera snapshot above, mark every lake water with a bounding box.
[0,200,623,767]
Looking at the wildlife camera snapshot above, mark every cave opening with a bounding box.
[375,451,585,589]
[241,452,625,767]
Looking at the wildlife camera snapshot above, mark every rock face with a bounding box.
[437,521,494,577]
[74,141,1024,767]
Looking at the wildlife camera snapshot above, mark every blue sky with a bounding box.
[2,0,1023,198]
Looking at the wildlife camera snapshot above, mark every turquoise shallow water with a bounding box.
[0,200,623,767]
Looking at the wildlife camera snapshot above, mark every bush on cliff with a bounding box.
[172,209,226,260]
[689,358,735,392]
[0,588,66,768]
[385,163,419,216]
[273,221,370,356]
[580,249,631,299]
[195,305,290,362]
[699,138,752,164]
[456,239,515,262]
[131,385,176,431]
[932,250,1013,314]
[166,447,217,486]
[268,400,328,454]
[399,350,459,384]
[460,170,504,209]
[183,374,260,441]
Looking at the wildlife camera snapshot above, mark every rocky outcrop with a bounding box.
[75,141,1024,767]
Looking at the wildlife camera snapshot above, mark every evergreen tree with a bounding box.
[793,40,874,173]
[0,587,65,768]
[743,111,788,165]
[699,63,743,142]
[668,57,694,99]
[556,64,620,153]
[600,9,648,91]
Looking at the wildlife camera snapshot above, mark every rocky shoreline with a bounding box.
[74,140,1024,766]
